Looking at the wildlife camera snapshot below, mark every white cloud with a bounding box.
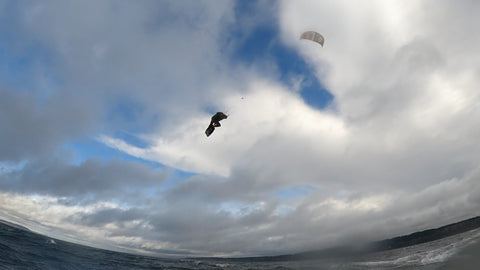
[102,79,348,177]
[2,0,480,257]
[87,0,480,255]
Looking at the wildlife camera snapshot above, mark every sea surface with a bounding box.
[1,220,480,270]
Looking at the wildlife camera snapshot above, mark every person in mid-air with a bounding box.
[205,112,228,137]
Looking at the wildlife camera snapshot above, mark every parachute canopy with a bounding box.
[300,31,324,47]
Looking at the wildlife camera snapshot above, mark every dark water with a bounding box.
[1,221,479,270]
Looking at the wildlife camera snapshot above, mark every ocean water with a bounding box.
[1,221,479,270]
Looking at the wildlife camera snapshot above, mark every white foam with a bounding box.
[355,229,480,268]
[46,239,56,245]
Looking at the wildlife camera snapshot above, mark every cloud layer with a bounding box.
[1,0,480,257]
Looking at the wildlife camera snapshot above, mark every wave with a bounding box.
[354,229,480,268]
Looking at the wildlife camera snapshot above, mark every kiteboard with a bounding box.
[205,124,215,137]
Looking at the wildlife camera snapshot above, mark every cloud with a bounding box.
[0,87,93,162]
[101,79,347,177]
[2,170,480,257]
[4,0,238,133]
[1,0,480,258]
[0,158,168,204]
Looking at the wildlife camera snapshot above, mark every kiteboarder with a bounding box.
[205,112,228,137]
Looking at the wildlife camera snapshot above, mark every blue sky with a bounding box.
[7,0,333,176]
[77,0,332,168]
[1,0,480,258]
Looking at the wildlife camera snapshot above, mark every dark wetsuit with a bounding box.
[210,112,228,127]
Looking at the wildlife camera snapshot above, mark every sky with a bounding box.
[1,0,480,257]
